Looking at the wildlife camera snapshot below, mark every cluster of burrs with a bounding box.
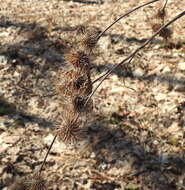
[54,27,99,146]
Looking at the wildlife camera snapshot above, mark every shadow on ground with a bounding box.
[87,115,185,190]
[0,97,53,127]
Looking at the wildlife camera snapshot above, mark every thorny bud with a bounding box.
[57,115,87,145]
[80,31,99,52]
[159,27,173,40]
[55,68,92,97]
[64,50,90,71]
[156,8,166,20]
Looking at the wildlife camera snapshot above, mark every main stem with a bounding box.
[39,134,57,174]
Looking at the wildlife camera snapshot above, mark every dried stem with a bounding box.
[96,0,160,41]
[161,0,168,24]
[39,134,57,174]
[92,10,185,94]
[162,0,168,12]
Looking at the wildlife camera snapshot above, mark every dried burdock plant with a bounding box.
[26,2,185,190]
[39,0,160,173]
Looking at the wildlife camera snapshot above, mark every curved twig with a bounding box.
[91,10,185,98]
[96,0,160,41]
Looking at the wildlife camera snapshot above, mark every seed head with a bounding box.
[80,31,99,52]
[64,50,90,71]
[57,125,86,145]
[159,27,172,40]
[55,68,92,97]
[156,8,166,20]
[56,110,87,145]
[57,113,87,145]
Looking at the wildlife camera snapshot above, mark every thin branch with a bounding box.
[96,0,160,41]
[161,0,168,25]
[162,0,168,11]
[91,10,185,98]
[39,134,57,174]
